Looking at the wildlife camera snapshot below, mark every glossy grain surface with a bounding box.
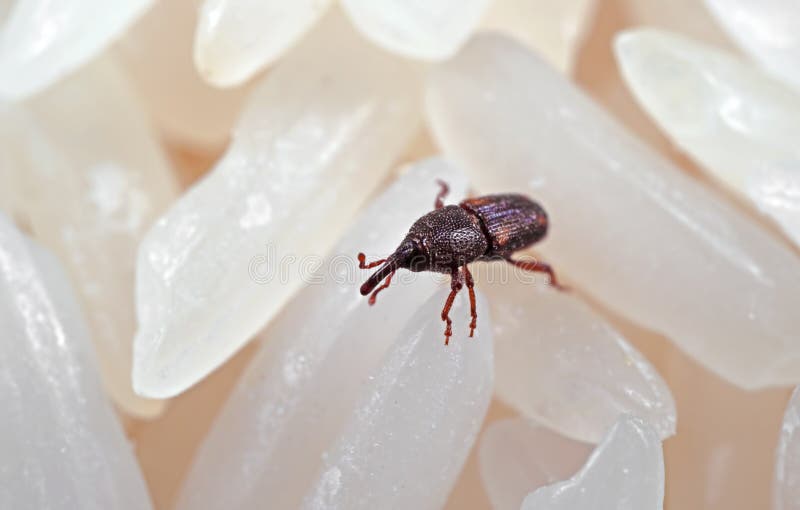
[0,215,152,510]
[427,33,800,390]
[133,12,423,398]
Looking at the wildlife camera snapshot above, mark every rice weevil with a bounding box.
[358,180,564,345]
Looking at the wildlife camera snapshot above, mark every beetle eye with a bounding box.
[401,239,427,272]
[408,252,428,271]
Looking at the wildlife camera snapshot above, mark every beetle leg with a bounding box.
[463,265,477,338]
[506,256,567,290]
[434,179,450,209]
[357,252,386,269]
[368,270,395,305]
[441,268,463,345]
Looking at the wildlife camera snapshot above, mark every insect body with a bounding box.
[358,181,563,345]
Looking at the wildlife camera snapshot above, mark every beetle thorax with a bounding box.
[404,205,488,273]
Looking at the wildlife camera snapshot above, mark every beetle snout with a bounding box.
[359,281,375,296]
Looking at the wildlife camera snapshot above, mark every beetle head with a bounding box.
[359,238,425,296]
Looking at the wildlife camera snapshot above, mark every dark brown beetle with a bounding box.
[358,180,564,345]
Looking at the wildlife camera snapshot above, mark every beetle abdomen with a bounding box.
[460,194,548,255]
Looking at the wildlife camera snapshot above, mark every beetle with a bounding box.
[358,180,564,345]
